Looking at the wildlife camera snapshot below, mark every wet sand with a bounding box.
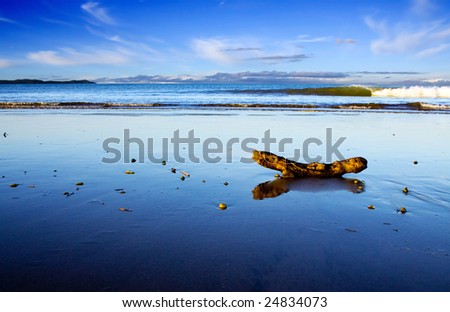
[0,109,449,291]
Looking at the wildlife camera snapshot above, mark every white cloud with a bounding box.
[106,35,158,54]
[296,35,330,43]
[0,17,16,24]
[411,0,436,16]
[365,2,450,57]
[432,27,450,40]
[191,36,316,65]
[27,51,72,65]
[81,2,116,25]
[415,43,450,58]
[109,35,122,42]
[369,27,430,54]
[41,18,73,27]
[27,48,129,66]
[0,59,12,68]
[364,16,388,35]
[336,38,358,44]
[247,54,308,64]
[84,26,159,55]
[296,34,357,46]
[191,38,235,64]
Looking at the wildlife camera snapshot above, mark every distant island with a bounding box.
[0,79,95,84]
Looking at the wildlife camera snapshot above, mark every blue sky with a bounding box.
[1,0,450,84]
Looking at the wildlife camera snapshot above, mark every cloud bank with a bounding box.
[93,70,440,85]
[95,71,351,84]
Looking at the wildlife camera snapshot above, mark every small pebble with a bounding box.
[180,176,185,181]
[274,173,280,178]
[218,202,227,210]
[75,182,84,186]
[413,160,418,165]
[399,207,407,214]
[202,179,206,183]
[367,205,375,210]
[131,158,136,163]
[119,207,132,212]
[171,168,176,173]
[224,182,229,186]
[10,183,19,188]
[124,170,135,175]
[403,187,409,194]
[162,160,167,165]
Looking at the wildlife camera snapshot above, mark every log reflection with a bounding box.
[252,177,365,200]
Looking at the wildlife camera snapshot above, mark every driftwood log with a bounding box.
[252,150,367,178]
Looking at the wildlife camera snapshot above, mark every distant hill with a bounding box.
[0,79,95,84]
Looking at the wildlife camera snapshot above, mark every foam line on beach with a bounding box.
[0,102,173,109]
[1,101,450,112]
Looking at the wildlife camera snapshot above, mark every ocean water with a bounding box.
[1,84,450,110]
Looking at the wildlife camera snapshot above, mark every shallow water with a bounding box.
[0,110,449,291]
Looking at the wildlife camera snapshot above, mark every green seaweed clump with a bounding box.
[286,86,372,97]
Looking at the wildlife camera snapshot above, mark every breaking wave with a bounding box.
[231,86,450,98]
[373,86,450,98]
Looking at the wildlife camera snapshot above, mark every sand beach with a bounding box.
[1,108,449,291]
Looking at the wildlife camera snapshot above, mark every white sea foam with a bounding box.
[417,103,450,110]
[373,86,450,98]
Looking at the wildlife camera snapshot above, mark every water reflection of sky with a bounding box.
[0,110,449,291]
